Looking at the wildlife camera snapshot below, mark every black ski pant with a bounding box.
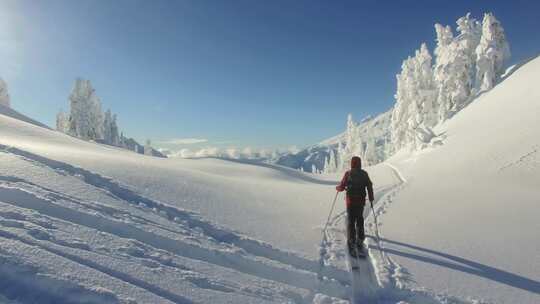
[347,203,365,245]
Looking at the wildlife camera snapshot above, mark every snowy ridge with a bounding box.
[0,104,50,130]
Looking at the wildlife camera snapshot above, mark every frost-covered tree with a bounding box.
[475,13,510,92]
[363,137,377,166]
[434,14,482,122]
[89,95,104,140]
[389,12,509,153]
[391,56,414,151]
[391,43,437,151]
[110,114,120,146]
[101,109,120,146]
[56,110,69,133]
[0,78,11,107]
[68,79,104,140]
[336,141,344,171]
[413,43,438,130]
[332,110,392,170]
[456,13,482,91]
[433,24,454,123]
[323,148,338,173]
[338,114,360,169]
[103,109,113,144]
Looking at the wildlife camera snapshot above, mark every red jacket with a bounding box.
[336,163,374,207]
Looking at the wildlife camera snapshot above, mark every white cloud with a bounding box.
[195,147,220,158]
[287,145,300,154]
[166,146,282,160]
[158,138,208,145]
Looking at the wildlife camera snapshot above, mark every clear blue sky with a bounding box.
[2,0,539,151]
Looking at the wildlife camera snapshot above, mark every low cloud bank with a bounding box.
[158,146,300,160]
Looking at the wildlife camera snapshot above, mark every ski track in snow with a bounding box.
[0,144,497,304]
[0,252,121,304]
[360,164,493,304]
[320,164,490,304]
[317,167,403,304]
[0,145,352,303]
[0,144,346,281]
[498,144,539,171]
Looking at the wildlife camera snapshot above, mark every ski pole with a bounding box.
[322,191,339,235]
[318,191,339,281]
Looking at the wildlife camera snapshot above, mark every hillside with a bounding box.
[377,55,540,303]
[0,106,405,303]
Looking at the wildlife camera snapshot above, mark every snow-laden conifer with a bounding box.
[475,13,510,92]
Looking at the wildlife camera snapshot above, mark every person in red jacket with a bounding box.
[336,156,374,255]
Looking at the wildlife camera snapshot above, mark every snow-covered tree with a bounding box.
[389,12,508,153]
[433,23,455,122]
[391,56,414,151]
[456,13,482,90]
[68,79,104,140]
[110,114,120,146]
[103,109,113,144]
[0,78,10,107]
[56,110,69,133]
[101,109,121,146]
[89,95,104,140]
[339,114,360,168]
[434,14,482,122]
[391,43,437,151]
[363,137,377,166]
[413,43,438,131]
[475,13,510,92]
[323,148,338,173]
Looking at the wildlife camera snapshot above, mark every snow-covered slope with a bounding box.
[0,107,408,303]
[374,55,540,303]
[0,56,538,304]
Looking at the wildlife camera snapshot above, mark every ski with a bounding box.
[348,243,360,270]
[356,242,367,259]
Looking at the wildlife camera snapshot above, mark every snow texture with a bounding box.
[0,11,536,304]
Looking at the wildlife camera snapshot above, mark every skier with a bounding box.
[336,156,374,257]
